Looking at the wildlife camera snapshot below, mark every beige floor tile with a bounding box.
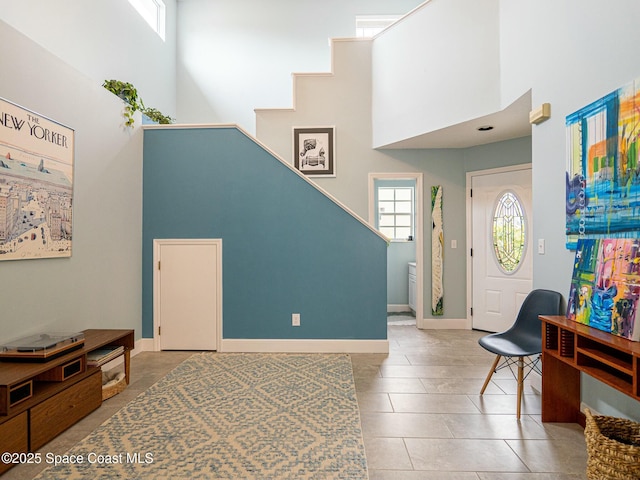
[492,377,542,395]
[363,437,413,470]
[420,377,505,395]
[469,392,542,415]
[355,376,427,394]
[404,438,529,472]
[506,439,589,474]
[404,353,480,366]
[380,364,508,379]
[351,353,411,366]
[357,392,394,412]
[442,413,550,439]
[371,471,480,480]
[361,412,453,438]
[476,474,586,480]
[389,393,481,414]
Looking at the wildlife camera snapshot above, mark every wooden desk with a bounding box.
[540,315,640,425]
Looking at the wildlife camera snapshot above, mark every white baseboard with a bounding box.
[136,337,155,353]
[387,304,411,313]
[417,317,471,329]
[220,339,389,354]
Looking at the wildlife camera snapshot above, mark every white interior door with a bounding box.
[471,167,532,332]
[154,239,221,350]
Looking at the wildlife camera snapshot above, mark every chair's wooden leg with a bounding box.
[480,355,501,394]
[516,356,524,420]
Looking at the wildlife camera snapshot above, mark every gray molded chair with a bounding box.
[478,289,562,419]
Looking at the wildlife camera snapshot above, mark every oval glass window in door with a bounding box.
[492,191,526,274]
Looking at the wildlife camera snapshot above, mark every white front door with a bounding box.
[471,167,532,332]
[154,239,221,350]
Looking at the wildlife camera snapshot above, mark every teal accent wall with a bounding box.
[142,127,387,340]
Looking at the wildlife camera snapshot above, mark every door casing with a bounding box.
[153,238,222,351]
[466,164,533,331]
[368,172,424,326]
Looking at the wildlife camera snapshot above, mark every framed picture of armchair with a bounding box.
[293,126,335,177]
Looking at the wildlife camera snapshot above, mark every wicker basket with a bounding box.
[102,371,127,401]
[584,408,640,480]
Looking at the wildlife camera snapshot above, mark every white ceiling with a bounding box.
[377,90,533,149]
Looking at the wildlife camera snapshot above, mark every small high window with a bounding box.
[128,0,166,40]
[355,15,401,38]
[492,191,526,273]
[377,187,414,240]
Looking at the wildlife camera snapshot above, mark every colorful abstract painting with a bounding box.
[567,238,640,341]
[565,77,640,249]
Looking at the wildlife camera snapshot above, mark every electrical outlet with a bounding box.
[292,313,300,326]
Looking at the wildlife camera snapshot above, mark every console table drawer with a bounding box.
[0,412,28,475]
[34,356,85,382]
[30,370,102,450]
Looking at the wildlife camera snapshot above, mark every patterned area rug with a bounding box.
[35,353,368,480]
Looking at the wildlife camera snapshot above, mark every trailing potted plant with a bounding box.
[102,80,142,127]
[103,79,173,127]
[141,107,174,125]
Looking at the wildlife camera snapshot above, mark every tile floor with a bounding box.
[354,325,588,480]
[3,326,588,479]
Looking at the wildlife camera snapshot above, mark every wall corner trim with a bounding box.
[219,339,389,354]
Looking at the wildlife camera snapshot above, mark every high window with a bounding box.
[355,15,401,38]
[377,187,414,240]
[128,0,166,40]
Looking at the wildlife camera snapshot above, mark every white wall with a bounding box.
[176,0,424,133]
[500,0,640,421]
[0,0,177,119]
[371,0,501,148]
[0,21,143,341]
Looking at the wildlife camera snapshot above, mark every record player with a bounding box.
[0,332,85,361]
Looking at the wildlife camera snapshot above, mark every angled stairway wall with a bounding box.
[142,126,388,350]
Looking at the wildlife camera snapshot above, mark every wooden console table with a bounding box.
[540,315,640,425]
[0,329,134,475]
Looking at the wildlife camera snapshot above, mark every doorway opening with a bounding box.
[369,173,424,327]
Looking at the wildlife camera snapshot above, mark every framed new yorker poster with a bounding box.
[293,126,335,177]
[0,97,74,260]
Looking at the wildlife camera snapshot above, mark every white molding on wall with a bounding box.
[136,337,389,354]
[387,304,411,313]
[219,339,389,354]
[135,337,154,354]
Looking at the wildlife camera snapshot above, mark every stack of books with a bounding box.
[87,345,124,367]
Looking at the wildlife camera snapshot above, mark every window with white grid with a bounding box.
[377,187,414,240]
